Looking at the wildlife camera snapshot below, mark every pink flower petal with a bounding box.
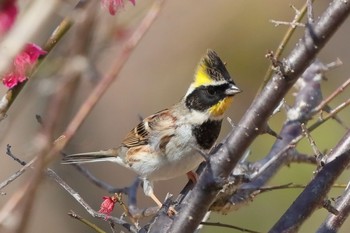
[12,43,46,76]
[99,196,118,219]
[101,0,136,15]
[23,43,47,63]
[2,72,19,88]
[14,53,31,74]
[0,0,18,36]
[2,43,45,89]
[17,73,27,83]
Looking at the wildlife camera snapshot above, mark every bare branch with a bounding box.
[210,59,333,214]
[269,147,350,232]
[167,2,350,232]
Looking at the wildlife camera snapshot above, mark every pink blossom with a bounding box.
[2,43,47,89]
[101,0,136,15]
[99,195,118,219]
[0,0,18,36]
[23,43,47,63]
[14,43,47,74]
[2,72,18,88]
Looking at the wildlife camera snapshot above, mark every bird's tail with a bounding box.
[62,148,120,164]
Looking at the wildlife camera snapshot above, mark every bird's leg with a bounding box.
[142,179,177,216]
[149,190,178,216]
[186,171,198,184]
[142,179,163,208]
[149,192,163,208]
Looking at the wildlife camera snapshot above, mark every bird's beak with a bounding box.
[225,84,242,96]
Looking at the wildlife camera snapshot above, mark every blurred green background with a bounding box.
[0,0,349,232]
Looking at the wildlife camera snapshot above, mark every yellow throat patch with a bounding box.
[209,96,233,117]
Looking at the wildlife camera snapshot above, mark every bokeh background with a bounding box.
[0,0,349,232]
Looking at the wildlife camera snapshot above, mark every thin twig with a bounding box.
[309,98,350,132]
[270,20,305,27]
[288,151,317,165]
[61,152,126,194]
[0,3,74,119]
[47,169,138,232]
[68,210,107,233]
[0,157,37,190]
[258,0,315,93]
[286,97,350,152]
[301,123,324,166]
[200,221,261,233]
[312,78,350,114]
[6,144,26,166]
[3,145,138,231]
[115,193,138,226]
[68,161,158,219]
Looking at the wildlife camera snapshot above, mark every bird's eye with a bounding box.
[206,87,216,96]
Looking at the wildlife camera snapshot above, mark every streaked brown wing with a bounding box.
[121,109,176,149]
[122,121,149,148]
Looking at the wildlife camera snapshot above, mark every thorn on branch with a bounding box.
[322,105,349,130]
[272,99,285,115]
[258,123,282,140]
[322,199,339,215]
[290,4,301,16]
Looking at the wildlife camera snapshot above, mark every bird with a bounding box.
[63,49,241,208]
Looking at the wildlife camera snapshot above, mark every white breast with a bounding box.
[129,123,205,181]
